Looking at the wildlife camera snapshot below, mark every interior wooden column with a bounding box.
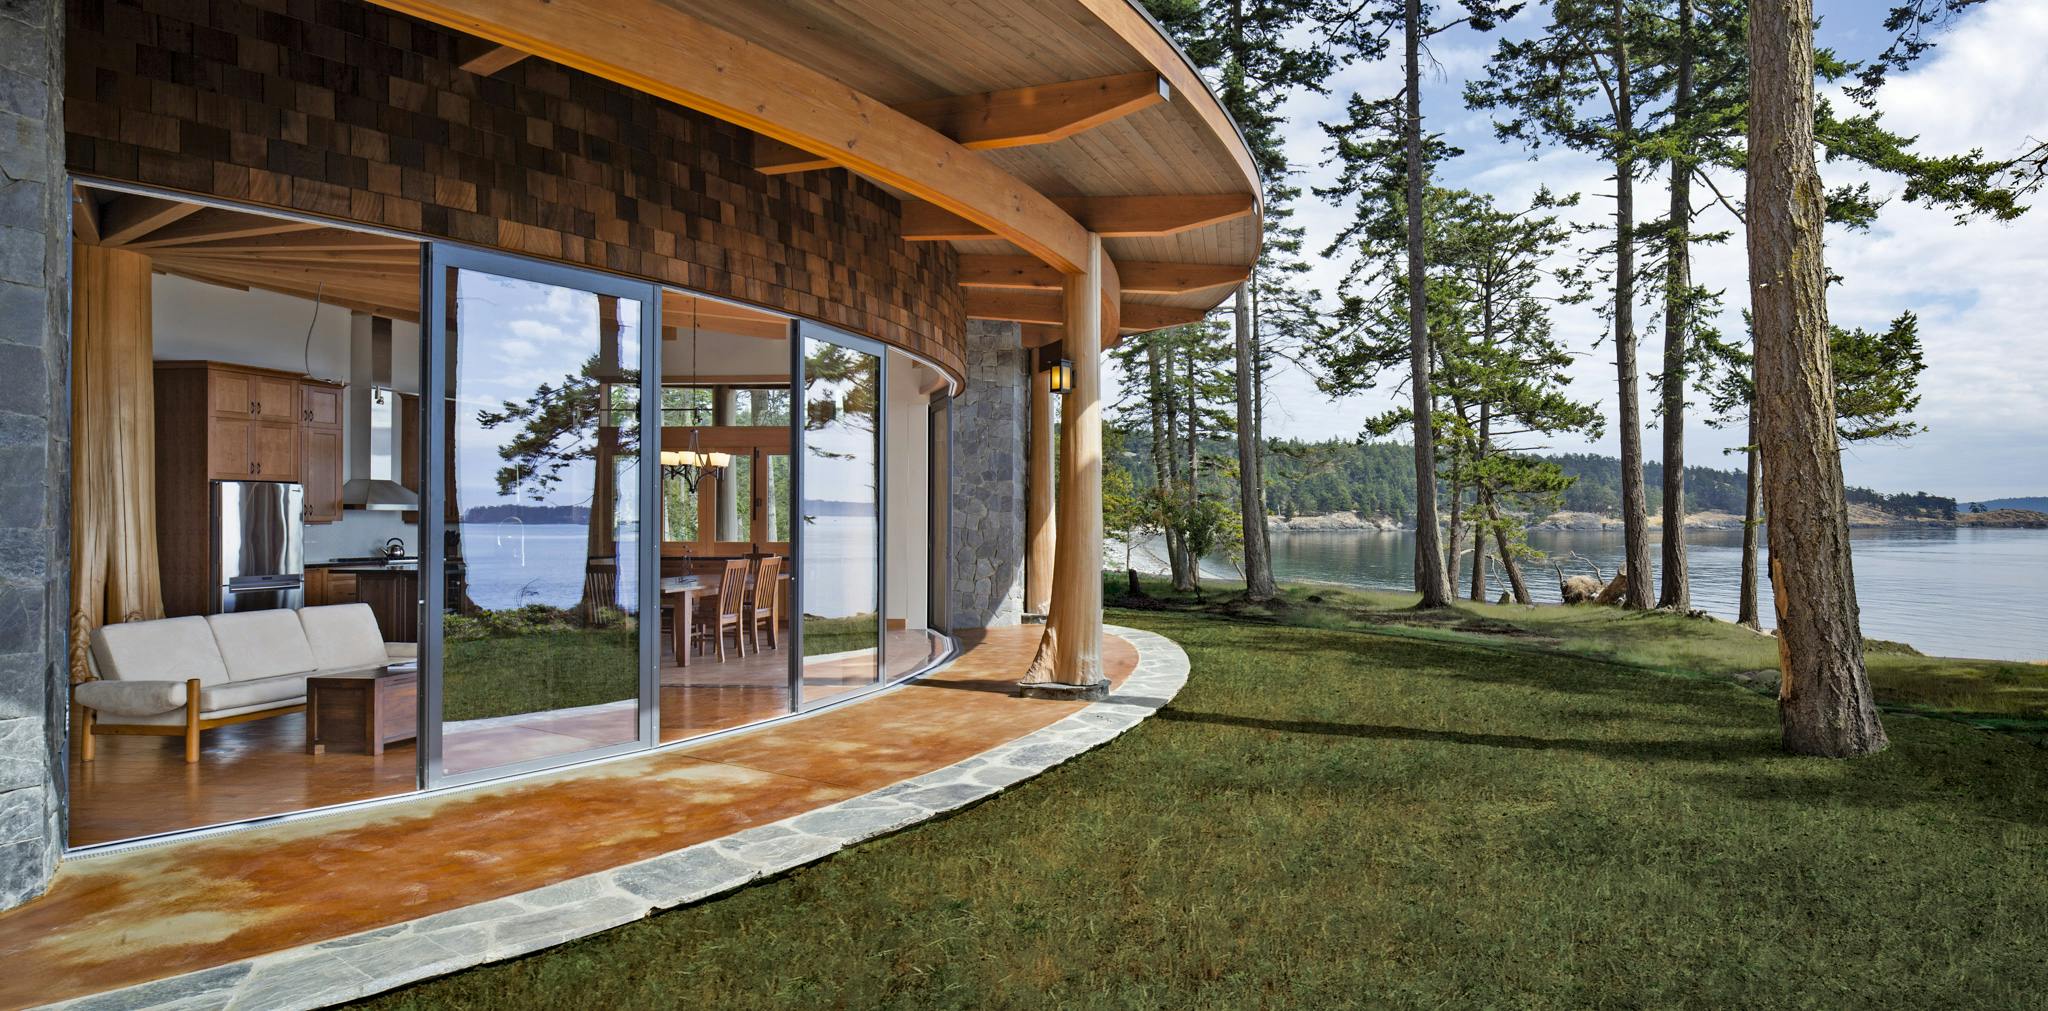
[1024,363,1056,615]
[1024,236,1105,687]
[581,298,620,622]
[69,244,165,683]
[714,387,740,541]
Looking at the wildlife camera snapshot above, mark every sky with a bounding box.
[1110,0,2048,503]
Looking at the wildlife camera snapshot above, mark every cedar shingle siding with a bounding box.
[63,0,967,378]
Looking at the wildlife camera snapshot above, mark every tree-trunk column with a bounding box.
[714,387,740,541]
[1025,362,1056,615]
[70,244,165,682]
[1022,235,1106,691]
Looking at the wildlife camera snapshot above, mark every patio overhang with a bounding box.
[366,0,1262,341]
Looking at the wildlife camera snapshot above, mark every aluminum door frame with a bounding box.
[420,242,663,790]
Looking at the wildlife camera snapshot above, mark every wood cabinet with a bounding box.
[304,566,360,607]
[156,362,328,615]
[300,380,346,524]
[161,362,303,481]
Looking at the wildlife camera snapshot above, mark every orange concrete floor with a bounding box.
[67,631,949,845]
[5,626,1137,1010]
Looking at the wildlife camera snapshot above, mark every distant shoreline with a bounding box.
[1266,507,2048,533]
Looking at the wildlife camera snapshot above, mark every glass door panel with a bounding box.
[797,327,883,706]
[425,252,657,785]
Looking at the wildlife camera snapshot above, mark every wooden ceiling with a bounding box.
[73,188,422,321]
[391,0,1260,342]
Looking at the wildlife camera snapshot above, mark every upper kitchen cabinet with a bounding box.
[302,380,346,524]
[157,362,303,482]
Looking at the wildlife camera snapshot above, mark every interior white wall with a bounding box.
[885,352,931,630]
[660,329,788,378]
[151,276,423,562]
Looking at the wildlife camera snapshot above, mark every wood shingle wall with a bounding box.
[62,0,966,378]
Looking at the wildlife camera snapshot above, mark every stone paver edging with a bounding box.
[49,626,1188,1011]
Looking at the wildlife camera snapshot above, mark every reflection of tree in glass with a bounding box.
[476,353,641,500]
[803,343,877,463]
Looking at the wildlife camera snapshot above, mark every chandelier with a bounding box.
[661,435,730,495]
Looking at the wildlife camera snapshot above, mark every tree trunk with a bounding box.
[1152,341,1190,591]
[1252,282,1273,573]
[1024,239,1106,686]
[1739,410,1762,628]
[1487,495,1532,604]
[1748,0,1887,757]
[1185,349,1202,593]
[1613,0,1653,610]
[1234,285,1276,600]
[1471,405,1490,601]
[1405,0,1453,608]
[1658,0,1696,612]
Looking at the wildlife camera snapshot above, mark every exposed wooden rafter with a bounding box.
[97,195,204,245]
[958,254,1247,295]
[366,0,1095,273]
[964,289,1205,340]
[904,193,1253,241]
[754,70,1170,174]
[459,43,531,75]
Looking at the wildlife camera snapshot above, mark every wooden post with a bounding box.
[1025,361,1056,615]
[1022,236,1105,691]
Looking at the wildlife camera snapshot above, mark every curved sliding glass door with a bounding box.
[796,324,885,706]
[423,246,659,787]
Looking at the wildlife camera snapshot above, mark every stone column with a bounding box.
[946,320,1027,627]
[0,0,70,911]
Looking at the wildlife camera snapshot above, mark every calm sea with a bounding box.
[459,519,875,618]
[1139,526,2048,662]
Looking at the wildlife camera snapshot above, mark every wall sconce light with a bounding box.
[1045,358,1076,395]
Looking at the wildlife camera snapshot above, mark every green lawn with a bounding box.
[359,589,2048,1009]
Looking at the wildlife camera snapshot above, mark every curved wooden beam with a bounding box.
[756,71,1170,173]
[369,0,1094,273]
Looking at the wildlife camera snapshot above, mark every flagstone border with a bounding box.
[46,626,1188,1011]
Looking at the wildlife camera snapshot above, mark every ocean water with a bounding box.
[458,518,876,618]
[1136,526,2048,662]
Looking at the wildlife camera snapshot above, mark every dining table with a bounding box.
[661,570,789,666]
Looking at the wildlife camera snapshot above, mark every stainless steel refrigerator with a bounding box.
[211,481,305,613]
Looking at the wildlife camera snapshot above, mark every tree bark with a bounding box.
[1747,0,1887,757]
[1152,341,1190,591]
[1658,0,1695,612]
[1026,363,1057,615]
[1470,405,1490,601]
[1233,283,1278,600]
[1613,0,1654,610]
[1738,410,1762,628]
[1185,348,1202,593]
[1487,495,1532,604]
[1405,0,1453,607]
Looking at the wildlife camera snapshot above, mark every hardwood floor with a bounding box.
[67,631,954,846]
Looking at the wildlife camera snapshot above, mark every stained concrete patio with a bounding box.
[3,625,1188,1010]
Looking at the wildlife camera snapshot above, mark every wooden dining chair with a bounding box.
[746,555,782,652]
[690,558,750,662]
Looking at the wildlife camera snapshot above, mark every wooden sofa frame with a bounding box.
[75,679,307,764]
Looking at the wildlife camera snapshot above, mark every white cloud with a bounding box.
[1116,0,2048,501]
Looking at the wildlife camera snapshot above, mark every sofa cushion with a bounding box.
[199,673,310,713]
[298,604,394,671]
[206,609,318,681]
[74,678,189,718]
[90,616,230,686]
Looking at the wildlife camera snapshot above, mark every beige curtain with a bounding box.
[69,244,164,683]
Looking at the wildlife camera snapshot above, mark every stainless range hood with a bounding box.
[342,316,420,511]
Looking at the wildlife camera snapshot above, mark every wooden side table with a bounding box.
[306,666,418,755]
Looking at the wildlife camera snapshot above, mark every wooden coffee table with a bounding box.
[306,665,418,755]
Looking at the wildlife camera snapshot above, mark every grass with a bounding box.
[357,584,2048,1009]
[1110,575,2048,742]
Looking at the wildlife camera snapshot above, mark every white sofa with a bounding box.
[74,604,415,763]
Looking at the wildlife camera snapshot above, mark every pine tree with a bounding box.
[1468,0,1664,609]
